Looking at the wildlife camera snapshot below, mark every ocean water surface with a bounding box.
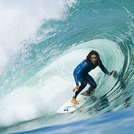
[0,0,134,133]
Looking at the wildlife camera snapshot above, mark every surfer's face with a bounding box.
[90,54,98,64]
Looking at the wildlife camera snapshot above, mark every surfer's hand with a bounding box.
[73,85,79,92]
[108,70,114,76]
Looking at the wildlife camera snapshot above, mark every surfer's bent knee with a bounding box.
[91,81,97,89]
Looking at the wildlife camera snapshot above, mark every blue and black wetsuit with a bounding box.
[73,59,109,98]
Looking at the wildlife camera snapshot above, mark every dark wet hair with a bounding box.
[86,50,101,65]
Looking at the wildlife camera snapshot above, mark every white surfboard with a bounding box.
[57,93,90,113]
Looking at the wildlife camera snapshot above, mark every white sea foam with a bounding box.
[0,0,76,73]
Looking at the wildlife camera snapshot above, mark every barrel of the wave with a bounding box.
[57,50,114,113]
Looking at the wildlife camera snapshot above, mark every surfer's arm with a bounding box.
[108,70,114,76]
[73,74,80,92]
[99,60,109,75]
[74,74,79,86]
[73,60,87,86]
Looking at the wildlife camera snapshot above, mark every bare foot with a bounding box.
[71,97,79,105]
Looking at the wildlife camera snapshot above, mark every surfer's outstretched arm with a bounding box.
[108,70,114,76]
[99,60,113,76]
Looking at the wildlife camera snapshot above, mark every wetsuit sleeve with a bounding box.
[73,74,79,86]
[99,60,109,75]
[73,60,87,86]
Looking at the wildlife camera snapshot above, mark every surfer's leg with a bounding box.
[73,80,87,99]
[71,80,87,105]
[86,75,97,95]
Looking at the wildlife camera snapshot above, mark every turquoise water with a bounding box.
[0,0,134,133]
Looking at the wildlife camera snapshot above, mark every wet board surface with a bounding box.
[57,93,90,113]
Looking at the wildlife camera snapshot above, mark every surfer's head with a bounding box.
[86,50,100,65]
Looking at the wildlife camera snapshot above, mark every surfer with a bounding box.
[71,50,113,105]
